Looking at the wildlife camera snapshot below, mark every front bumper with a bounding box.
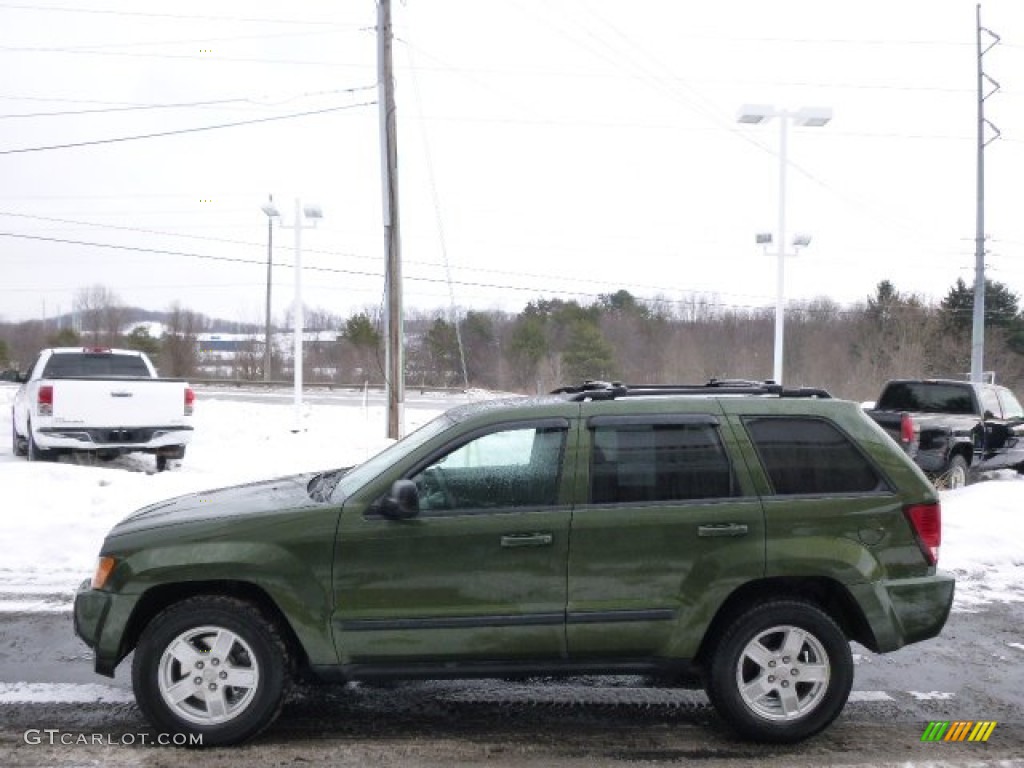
[73,580,141,677]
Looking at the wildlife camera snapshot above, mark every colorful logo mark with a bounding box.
[921,721,997,742]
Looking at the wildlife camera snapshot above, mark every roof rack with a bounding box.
[550,379,832,401]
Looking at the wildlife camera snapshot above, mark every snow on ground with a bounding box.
[0,383,1022,612]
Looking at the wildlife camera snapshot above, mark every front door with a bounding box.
[333,418,574,666]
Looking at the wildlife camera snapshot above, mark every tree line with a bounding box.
[2,279,1024,403]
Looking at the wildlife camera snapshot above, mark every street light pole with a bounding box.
[293,197,304,431]
[261,198,322,432]
[774,114,789,385]
[261,195,275,383]
[738,104,832,384]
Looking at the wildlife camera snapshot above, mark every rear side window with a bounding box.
[42,353,150,378]
[744,417,886,495]
[590,421,734,503]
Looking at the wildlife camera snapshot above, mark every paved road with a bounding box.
[0,603,1021,767]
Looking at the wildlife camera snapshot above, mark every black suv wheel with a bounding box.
[704,600,853,743]
[132,596,291,747]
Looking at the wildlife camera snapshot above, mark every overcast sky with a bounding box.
[2,0,1023,327]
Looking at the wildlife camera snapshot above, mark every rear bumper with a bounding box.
[850,571,955,652]
[35,426,192,453]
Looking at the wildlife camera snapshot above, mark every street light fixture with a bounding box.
[738,103,832,384]
[262,198,322,432]
[260,197,280,383]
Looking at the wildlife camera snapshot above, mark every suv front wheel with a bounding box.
[704,600,853,743]
[132,596,291,747]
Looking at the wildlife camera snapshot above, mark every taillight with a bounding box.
[184,387,195,416]
[900,412,915,445]
[905,502,941,566]
[38,385,53,417]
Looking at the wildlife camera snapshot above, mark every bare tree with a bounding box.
[74,284,125,345]
[160,303,202,378]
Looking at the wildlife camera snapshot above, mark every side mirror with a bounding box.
[379,479,420,520]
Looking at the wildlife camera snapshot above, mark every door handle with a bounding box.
[500,533,553,548]
[697,523,749,538]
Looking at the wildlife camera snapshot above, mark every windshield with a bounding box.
[332,411,456,500]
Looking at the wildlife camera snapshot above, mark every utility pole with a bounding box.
[971,3,1000,382]
[378,0,404,439]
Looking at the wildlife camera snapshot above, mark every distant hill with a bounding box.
[2,307,267,335]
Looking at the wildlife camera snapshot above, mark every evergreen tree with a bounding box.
[940,278,1019,334]
[47,327,81,347]
[343,313,381,349]
[425,318,460,385]
[563,320,618,383]
[124,326,161,357]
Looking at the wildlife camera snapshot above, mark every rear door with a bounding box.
[565,399,765,660]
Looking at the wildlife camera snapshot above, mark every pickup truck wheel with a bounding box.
[132,596,291,747]
[942,455,970,490]
[704,600,853,743]
[12,420,27,457]
[26,421,56,462]
[156,446,186,472]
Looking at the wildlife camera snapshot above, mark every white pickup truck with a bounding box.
[11,347,194,471]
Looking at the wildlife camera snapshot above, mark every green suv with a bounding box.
[74,381,954,746]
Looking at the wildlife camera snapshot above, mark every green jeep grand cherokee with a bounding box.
[74,381,954,746]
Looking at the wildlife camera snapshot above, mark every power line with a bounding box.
[0,99,376,155]
[1,230,992,318]
[0,44,366,68]
[0,2,349,25]
[1,97,269,120]
[0,86,375,119]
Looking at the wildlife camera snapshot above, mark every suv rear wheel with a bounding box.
[704,600,853,743]
[132,596,291,746]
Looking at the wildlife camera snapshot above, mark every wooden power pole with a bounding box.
[378,0,404,438]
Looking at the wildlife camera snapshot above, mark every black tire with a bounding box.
[704,600,853,743]
[132,596,291,747]
[26,420,55,462]
[942,455,970,490]
[12,417,27,457]
[157,446,186,472]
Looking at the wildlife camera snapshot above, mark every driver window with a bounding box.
[411,426,565,513]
